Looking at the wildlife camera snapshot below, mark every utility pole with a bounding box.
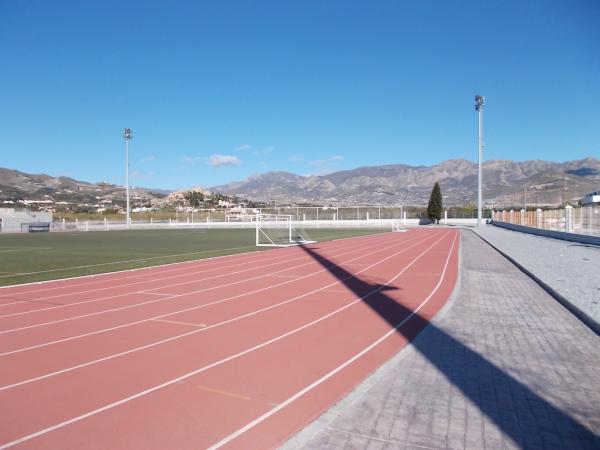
[523,187,527,211]
[475,95,485,226]
[123,128,133,229]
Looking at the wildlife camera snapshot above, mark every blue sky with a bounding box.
[0,0,598,190]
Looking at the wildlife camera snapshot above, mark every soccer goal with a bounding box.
[256,214,315,247]
[391,220,408,232]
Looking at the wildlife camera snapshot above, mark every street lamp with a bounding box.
[123,128,133,229]
[475,95,485,226]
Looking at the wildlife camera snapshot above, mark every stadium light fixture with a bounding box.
[123,128,133,229]
[474,95,485,226]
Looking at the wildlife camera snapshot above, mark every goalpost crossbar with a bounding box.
[255,214,315,247]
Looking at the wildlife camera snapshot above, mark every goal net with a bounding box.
[256,214,315,247]
[392,220,407,232]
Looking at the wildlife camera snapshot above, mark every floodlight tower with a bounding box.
[475,95,485,226]
[123,128,133,229]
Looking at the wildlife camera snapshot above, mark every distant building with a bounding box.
[0,208,53,233]
[582,191,600,206]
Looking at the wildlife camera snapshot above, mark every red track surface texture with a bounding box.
[0,229,459,449]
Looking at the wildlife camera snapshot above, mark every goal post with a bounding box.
[255,214,315,247]
[391,220,407,232]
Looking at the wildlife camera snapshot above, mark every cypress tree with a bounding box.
[427,182,443,223]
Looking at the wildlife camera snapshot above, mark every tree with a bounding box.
[183,190,204,208]
[427,182,443,223]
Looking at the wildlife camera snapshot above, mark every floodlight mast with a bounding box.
[123,128,133,229]
[475,95,485,226]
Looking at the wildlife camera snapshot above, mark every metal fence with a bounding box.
[492,205,600,237]
[2,205,485,233]
[41,216,479,233]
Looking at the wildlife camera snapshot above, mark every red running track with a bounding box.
[0,229,459,450]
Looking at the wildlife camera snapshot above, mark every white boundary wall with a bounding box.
[0,209,53,233]
[41,217,478,232]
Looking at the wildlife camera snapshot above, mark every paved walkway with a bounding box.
[474,224,600,326]
[283,230,600,450]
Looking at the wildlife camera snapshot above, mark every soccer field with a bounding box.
[0,228,385,286]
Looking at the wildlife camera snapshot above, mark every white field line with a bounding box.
[0,246,258,278]
[0,231,389,293]
[0,238,379,319]
[0,233,437,390]
[0,233,425,345]
[0,231,389,302]
[0,246,274,295]
[207,231,458,450]
[0,242,322,308]
[0,248,52,254]
[0,231,451,450]
[0,235,397,328]
[0,237,384,332]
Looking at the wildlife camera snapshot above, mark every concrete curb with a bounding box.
[467,228,600,336]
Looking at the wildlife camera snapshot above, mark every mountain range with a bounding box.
[211,157,600,207]
[0,168,165,207]
[1,157,599,208]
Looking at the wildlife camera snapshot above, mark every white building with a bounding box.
[582,191,600,206]
[0,208,53,233]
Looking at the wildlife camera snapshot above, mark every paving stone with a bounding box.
[282,231,600,450]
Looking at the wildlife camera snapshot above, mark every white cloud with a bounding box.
[289,154,304,163]
[141,155,156,162]
[209,154,241,167]
[235,144,252,152]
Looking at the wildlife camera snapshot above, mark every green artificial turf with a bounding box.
[0,228,385,286]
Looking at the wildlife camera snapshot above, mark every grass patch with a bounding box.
[0,228,385,286]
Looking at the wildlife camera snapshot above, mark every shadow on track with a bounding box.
[299,239,599,449]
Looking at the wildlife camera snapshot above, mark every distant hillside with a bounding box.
[3,157,598,210]
[0,168,166,207]
[211,157,600,207]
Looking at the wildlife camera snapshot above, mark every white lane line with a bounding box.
[16,232,389,299]
[0,236,392,332]
[0,231,386,293]
[263,274,302,279]
[207,231,458,449]
[0,235,384,320]
[0,247,319,317]
[0,232,450,449]
[0,247,272,294]
[0,232,393,316]
[0,234,436,389]
[0,233,422,349]
[0,301,27,307]
[137,292,176,297]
